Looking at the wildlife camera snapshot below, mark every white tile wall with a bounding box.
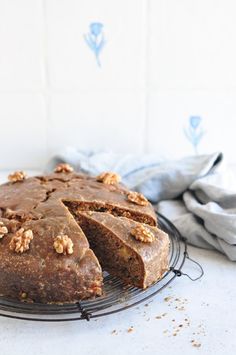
[147,91,236,164]
[48,91,146,155]
[149,0,236,90]
[0,94,47,169]
[0,0,45,90]
[0,0,236,169]
[46,0,146,90]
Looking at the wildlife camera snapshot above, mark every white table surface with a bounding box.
[0,171,235,355]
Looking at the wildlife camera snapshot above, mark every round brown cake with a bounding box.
[0,165,169,304]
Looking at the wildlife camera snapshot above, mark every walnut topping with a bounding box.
[89,280,102,296]
[9,228,33,253]
[8,171,27,183]
[130,224,155,243]
[0,221,8,239]
[53,235,74,255]
[127,191,148,206]
[54,163,74,173]
[20,291,27,299]
[96,172,121,185]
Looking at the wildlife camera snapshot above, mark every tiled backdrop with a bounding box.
[0,0,236,169]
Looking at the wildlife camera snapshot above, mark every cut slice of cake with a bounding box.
[72,211,169,288]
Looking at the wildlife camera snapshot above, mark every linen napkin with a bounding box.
[47,148,236,261]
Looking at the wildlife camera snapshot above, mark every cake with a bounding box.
[0,165,169,304]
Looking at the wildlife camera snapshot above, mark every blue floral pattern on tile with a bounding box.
[184,116,205,154]
[84,22,105,67]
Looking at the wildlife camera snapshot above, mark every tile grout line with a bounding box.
[42,0,51,166]
[143,0,151,154]
[1,87,236,94]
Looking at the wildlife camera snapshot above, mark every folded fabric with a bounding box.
[47,148,236,261]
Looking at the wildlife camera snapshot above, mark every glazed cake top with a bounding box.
[0,166,156,288]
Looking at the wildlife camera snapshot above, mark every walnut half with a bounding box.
[127,191,148,206]
[9,228,33,253]
[96,171,121,185]
[8,171,27,183]
[54,163,74,173]
[130,224,155,243]
[53,235,74,255]
[0,221,8,239]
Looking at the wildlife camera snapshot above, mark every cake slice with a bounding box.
[73,211,170,288]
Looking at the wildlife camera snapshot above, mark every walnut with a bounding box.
[127,191,148,206]
[9,228,33,253]
[0,221,8,239]
[130,224,155,243]
[53,235,74,255]
[19,291,33,303]
[96,172,121,185]
[89,280,102,296]
[20,291,27,299]
[8,171,27,183]
[54,163,74,173]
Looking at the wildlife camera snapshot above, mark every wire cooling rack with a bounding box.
[0,212,203,322]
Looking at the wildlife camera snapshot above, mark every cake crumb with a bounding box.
[192,341,201,348]
[178,306,185,311]
[155,316,162,319]
[127,327,134,333]
[164,296,172,302]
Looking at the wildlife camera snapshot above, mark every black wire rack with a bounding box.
[0,212,203,322]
